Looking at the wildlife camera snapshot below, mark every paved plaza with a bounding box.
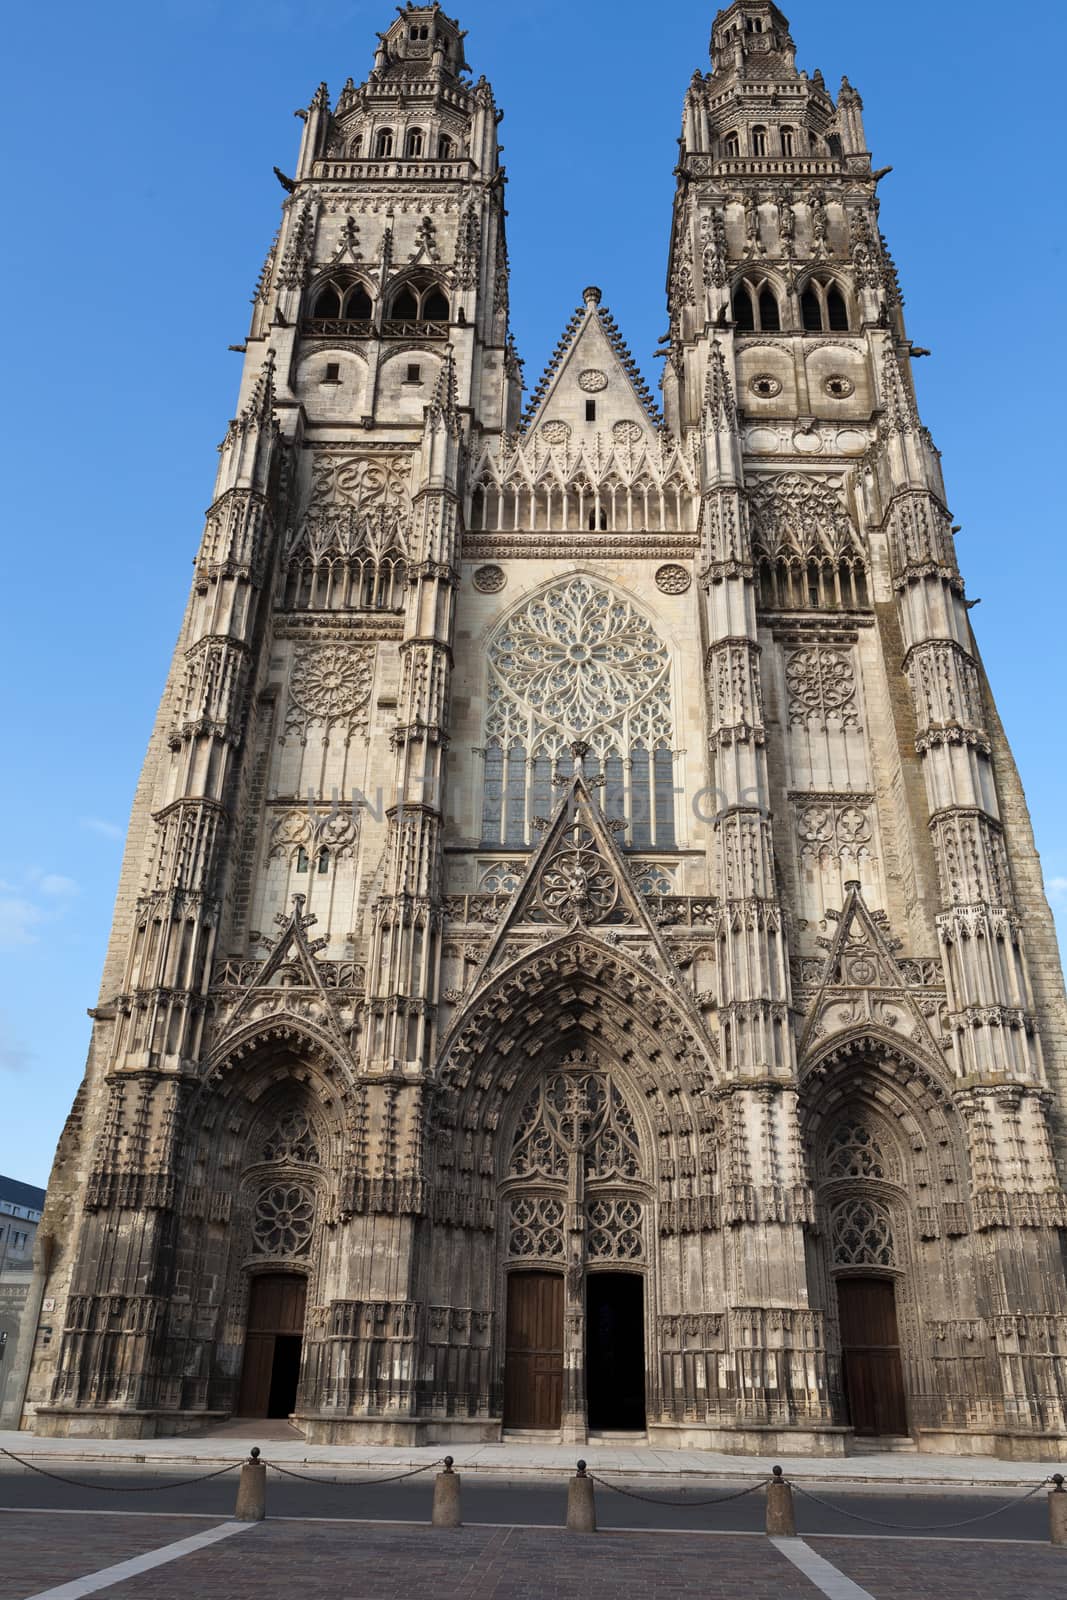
[1,1513,1065,1600]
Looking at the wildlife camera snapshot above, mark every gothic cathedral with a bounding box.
[22,2,1067,1457]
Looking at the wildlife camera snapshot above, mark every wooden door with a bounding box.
[503,1272,563,1429]
[837,1277,907,1436]
[237,1274,307,1417]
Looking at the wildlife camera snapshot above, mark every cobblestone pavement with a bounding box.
[0,1514,213,1600]
[2,1515,1066,1600]
[811,1534,1067,1599]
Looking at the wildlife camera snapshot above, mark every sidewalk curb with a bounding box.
[0,1448,1052,1491]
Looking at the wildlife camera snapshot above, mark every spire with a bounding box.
[703,341,738,434]
[426,346,461,431]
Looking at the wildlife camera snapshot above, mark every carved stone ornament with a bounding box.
[537,820,621,924]
[473,564,507,594]
[285,644,374,744]
[824,374,856,399]
[252,1183,315,1256]
[655,563,691,596]
[612,420,643,445]
[785,646,858,728]
[749,374,783,399]
[540,420,571,445]
[578,369,608,393]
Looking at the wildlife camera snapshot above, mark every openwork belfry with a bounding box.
[16,1,1067,1461]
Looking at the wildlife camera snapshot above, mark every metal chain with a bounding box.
[265,1456,446,1488]
[590,1472,772,1507]
[790,1475,1054,1531]
[0,1448,242,1493]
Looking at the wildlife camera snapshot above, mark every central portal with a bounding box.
[586,1272,646,1431]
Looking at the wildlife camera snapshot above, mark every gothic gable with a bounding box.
[798,881,945,1069]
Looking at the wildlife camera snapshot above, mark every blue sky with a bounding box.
[2,0,1065,1187]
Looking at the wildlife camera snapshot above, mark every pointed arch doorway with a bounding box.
[238,1273,307,1419]
[499,1052,651,1437]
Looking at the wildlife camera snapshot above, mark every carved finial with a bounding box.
[582,286,602,308]
[570,740,590,775]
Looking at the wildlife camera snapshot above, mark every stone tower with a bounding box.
[17,1,1067,1458]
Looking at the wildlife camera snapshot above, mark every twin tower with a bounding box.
[15,3,1067,1458]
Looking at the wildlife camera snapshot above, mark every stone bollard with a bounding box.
[1050,1474,1067,1547]
[234,1446,267,1522]
[566,1459,597,1533]
[765,1465,797,1537]
[432,1457,462,1528]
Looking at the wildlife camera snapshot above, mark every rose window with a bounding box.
[252,1184,315,1256]
[482,576,675,850]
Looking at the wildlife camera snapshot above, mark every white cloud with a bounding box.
[80,817,123,841]
[0,896,45,950]
[38,874,79,898]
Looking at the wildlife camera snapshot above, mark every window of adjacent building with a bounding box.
[781,126,796,156]
[405,128,425,158]
[752,126,769,157]
[723,131,740,158]
[438,133,456,159]
[375,128,395,158]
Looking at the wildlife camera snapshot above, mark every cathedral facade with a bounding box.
[20,1,1067,1457]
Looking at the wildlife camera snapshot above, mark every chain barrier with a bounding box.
[589,1471,773,1508]
[0,1447,242,1493]
[789,1473,1055,1532]
[264,1455,447,1488]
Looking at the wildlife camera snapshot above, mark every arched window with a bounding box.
[752,125,769,157]
[306,275,373,330]
[758,286,780,331]
[391,284,419,320]
[732,277,781,334]
[386,276,449,330]
[343,283,372,320]
[827,283,849,330]
[404,128,425,158]
[480,575,676,851]
[422,285,450,321]
[801,276,851,333]
[723,130,740,159]
[780,126,796,157]
[348,134,363,158]
[375,128,395,158]
[438,133,456,159]
[312,284,342,319]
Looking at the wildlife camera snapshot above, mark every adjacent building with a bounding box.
[0,1175,46,1413]
[21,2,1067,1456]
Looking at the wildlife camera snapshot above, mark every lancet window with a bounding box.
[305,275,373,335]
[733,276,781,332]
[385,275,450,335]
[831,1197,895,1268]
[480,576,676,850]
[801,275,851,332]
